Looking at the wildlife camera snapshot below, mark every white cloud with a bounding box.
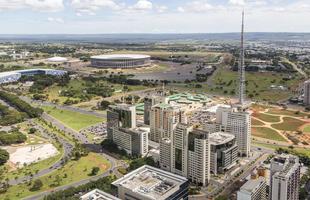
[0,0,24,10]
[0,0,64,12]
[47,17,64,23]
[71,0,121,15]
[155,5,167,13]
[25,0,64,12]
[129,0,153,11]
[177,1,216,13]
[229,0,245,6]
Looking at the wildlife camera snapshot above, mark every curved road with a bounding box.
[8,120,74,186]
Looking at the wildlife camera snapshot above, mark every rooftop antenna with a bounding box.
[238,10,246,106]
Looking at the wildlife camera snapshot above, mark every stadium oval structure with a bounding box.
[90,54,151,68]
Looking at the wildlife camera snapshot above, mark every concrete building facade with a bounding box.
[270,154,301,200]
[237,177,267,200]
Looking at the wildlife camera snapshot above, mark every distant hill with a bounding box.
[0,33,310,44]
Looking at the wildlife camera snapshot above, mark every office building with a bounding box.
[216,106,251,157]
[159,125,210,186]
[171,123,192,177]
[112,165,189,200]
[112,127,148,157]
[150,103,184,142]
[187,129,210,186]
[159,138,172,171]
[107,104,136,139]
[144,96,168,125]
[209,132,238,174]
[237,177,267,200]
[80,189,120,200]
[270,154,301,200]
[304,79,310,105]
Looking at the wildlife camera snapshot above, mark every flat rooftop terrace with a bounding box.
[112,165,187,200]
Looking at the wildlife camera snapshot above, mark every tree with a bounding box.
[0,149,9,165]
[28,128,37,134]
[90,167,100,176]
[98,100,110,110]
[30,179,43,191]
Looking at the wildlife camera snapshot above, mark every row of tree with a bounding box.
[43,175,117,200]
[0,91,43,118]
[0,104,26,126]
[0,130,27,145]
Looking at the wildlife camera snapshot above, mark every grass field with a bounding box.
[204,67,302,102]
[42,106,104,131]
[252,113,280,123]
[252,127,287,142]
[40,78,148,105]
[304,125,310,133]
[251,118,264,126]
[267,108,309,118]
[271,117,306,132]
[0,153,110,200]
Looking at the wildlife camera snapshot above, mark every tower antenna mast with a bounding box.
[238,10,246,106]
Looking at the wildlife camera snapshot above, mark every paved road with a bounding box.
[8,120,73,185]
[23,152,117,200]
[213,153,269,199]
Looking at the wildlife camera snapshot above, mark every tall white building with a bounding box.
[216,106,251,157]
[159,124,210,186]
[150,103,184,142]
[270,154,301,200]
[304,80,310,105]
[144,96,168,125]
[187,129,210,186]
[237,177,267,200]
[171,123,192,177]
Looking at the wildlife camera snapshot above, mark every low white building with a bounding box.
[237,177,267,200]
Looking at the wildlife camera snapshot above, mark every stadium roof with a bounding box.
[91,54,150,60]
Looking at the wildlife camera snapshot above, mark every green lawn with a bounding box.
[304,125,310,133]
[202,67,302,102]
[267,108,309,118]
[252,127,287,142]
[252,113,280,123]
[42,106,104,131]
[271,117,306,132]
[0,153,111,200]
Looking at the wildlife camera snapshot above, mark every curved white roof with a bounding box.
[91,54,150,60]
[47,56,68,62]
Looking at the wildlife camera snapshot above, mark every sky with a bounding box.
[0,0,309,34]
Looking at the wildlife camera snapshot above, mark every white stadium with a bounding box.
[0,69,67,84]
[47,56,68,63]
[90,54,151,69]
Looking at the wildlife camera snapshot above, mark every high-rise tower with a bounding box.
[238,10,246,106]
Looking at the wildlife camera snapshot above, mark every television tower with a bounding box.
[238,10,246,106]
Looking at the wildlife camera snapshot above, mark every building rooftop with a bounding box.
[209,132,235,145]
[112,165,188,200]
[110,104,136,111]
[80,189,120,200]
[272,154,300,178]
[239,177,266,194]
